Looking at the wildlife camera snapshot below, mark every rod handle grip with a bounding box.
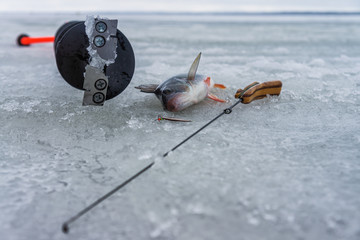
[235,80,282,104]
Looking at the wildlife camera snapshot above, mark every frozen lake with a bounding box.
[0,12,360,240]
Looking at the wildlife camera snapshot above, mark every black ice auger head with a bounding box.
[54,17,135,105]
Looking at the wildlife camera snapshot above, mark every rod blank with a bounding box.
[62,162,155,233]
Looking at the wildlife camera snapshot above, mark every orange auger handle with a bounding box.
[17,34,55,46]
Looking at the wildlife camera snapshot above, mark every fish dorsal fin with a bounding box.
[187,52,201,80]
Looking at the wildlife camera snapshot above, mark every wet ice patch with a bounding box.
[60,112,75,121]
[309,58,326,66]
[127,116,144,129]
[148,211,177,238]
[0,100,20,112]
[0,99,42,113]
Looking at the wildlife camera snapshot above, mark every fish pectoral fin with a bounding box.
[207,93,226,103]
[135,84,159,93]
[214,83,226,89]
[187,52,201,80]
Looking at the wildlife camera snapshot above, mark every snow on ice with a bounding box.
[0,12,359,240]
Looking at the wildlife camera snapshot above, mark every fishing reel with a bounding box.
[17,16,135,106]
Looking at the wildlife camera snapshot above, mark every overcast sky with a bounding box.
[1,0,359,12]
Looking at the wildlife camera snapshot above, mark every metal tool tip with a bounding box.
[62,223,69,234]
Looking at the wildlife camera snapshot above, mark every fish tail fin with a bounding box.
[207,93,226,103]
[135,84,158,93]
[214,83,226,89]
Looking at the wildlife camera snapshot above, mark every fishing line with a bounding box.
[62,80,282,233]
[163,99,242,157]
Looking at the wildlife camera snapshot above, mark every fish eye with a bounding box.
[163,89,172,95]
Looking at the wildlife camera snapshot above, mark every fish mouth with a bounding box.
[155,80,192,111]
[162,94,187,112]
[162,95,179,112]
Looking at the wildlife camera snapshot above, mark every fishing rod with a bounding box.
[62,80,282,233]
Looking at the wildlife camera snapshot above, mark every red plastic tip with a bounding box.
[17,34,55,46]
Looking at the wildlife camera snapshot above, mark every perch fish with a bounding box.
[135,53,226,112]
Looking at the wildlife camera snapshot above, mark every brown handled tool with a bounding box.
[235,80,283,104]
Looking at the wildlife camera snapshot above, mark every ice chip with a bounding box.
[84,15,96,38]
[84,15,116,69]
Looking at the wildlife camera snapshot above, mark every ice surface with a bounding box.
[0,12,360,240]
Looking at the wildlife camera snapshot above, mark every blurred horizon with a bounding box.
[1,10,360,15]
[1,0,359,13]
